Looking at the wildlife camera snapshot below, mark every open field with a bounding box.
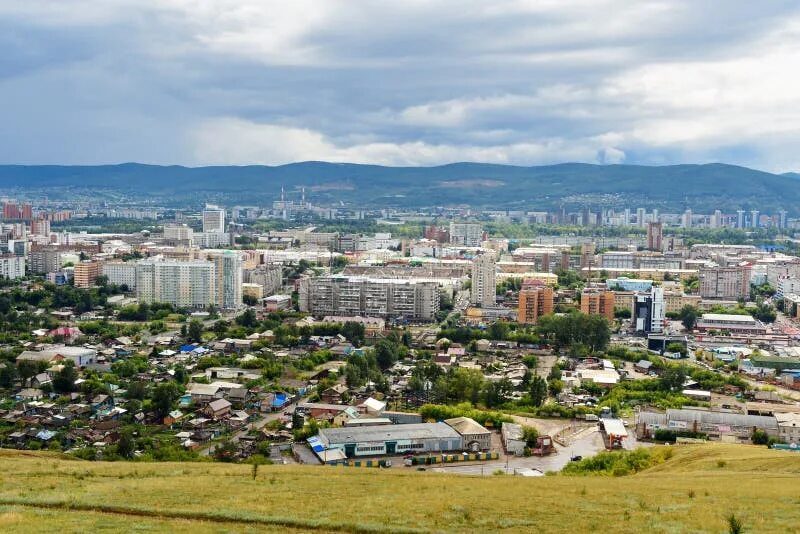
[0,445,799,533]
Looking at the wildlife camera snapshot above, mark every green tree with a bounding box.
[152,382,181,419]
[117,428,135,459]
[529,375,547,407]
[659,366,687,392]
[52,360,78,393]
[187,319,204,342]
[678,305,699,331]
[236,308,258,328]
[341,321,366,346]
[374,339,400,370]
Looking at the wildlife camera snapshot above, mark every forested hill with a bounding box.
[0,161,796,211]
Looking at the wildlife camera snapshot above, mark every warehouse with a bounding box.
[636,409,778,442]
[314,422,462,458]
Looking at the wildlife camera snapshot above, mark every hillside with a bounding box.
[0,162,796,211]
[0,444,798,533]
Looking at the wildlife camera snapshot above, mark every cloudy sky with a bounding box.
[2,1,800,171]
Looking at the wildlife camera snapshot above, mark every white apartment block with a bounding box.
[194,231,231,248]
[102,261,138,290]
[164,224,194,243]
[0,255,25,280]
[136,258,216,309]
[207,250,243,310]
[471,254,496,307]
[299,276,439,321]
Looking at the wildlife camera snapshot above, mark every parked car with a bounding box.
[570,455,582,462]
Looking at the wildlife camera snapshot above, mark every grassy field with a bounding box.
[0,445,799,533]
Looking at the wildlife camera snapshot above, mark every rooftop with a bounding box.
[319,422,460,445]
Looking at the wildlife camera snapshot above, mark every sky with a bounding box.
[2,0,800,172]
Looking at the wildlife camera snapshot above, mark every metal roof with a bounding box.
[318,422,460,445]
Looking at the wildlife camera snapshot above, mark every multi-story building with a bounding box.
[202,205,225,233]
[74,261,102,288]
[136,258,216,309]
[517,286,554,324]
[699,264,751,300]
[30,218,51,237]
[646,222,663,251]
[298,276,439,321]
[208,250,243,309]
[102,261,138,290]
[580,289,615,321]
[245,264,283,296]
[195,231,231,248]
[0,255,25,280]
[606,277,654,292]
[449,222,482,247]
[632,287,664,333]
[28,248,62,274]
[163,224,194,243]
[471,254,496,307]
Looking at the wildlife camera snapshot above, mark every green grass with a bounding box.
[0,445,799,532]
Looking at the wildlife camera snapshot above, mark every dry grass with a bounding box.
[0,445,798,533]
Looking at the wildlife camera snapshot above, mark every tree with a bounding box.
[291,409,304,431]
[213,439,238,462]
[660,366,687,392]
[52,360,78,393]
[242,294,258,306]
[522,426,540,447]
[187,319,204,342]
[152,382,181,419]
[548,378,564,396]
[117,428,135,459]
[341,321,365,346]
[235,308,258,328]
[678,305,699,331]
[17,360,38,387]
[752,429,769,445]
[529,376,548,407]
[484,377,513,408]
[0,364,17,389]
[374,339,400,370]
[488,321,509,341]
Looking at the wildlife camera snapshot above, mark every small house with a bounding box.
[205,398,232,419]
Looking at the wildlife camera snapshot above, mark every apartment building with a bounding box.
[136,258,216,309]
[299,276,439,321]
[517,286,554,324]
[0,255,25,280]
[102,261,138,290]
[580,289,615,321]
[163,224,194,243]
[471,254,496,307]
[449,222,483,247]
[29,248,62,274]
[699,264,752,300]
[632,287,665,333]
[646,222,663,251]
[74,261,102,288]
[207,250,243,310]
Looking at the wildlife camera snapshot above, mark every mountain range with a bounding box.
[0,161,797,212]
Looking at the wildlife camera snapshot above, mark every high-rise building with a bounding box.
[699,264,752,300]
[74,261,102,288]
[0,255,25,280]
[751,210,760,228]
[208,250,243,309]
[623,208,631,226]
[136,258,216,309]
[737,210,746,229]
[779,210,788,230]
[632,287,664,333]
[30,218,50,237]
[518,286,553,324]
[682,209,693,228]
[102,261,138,290]
[449,222,483,247]
[202,205,225,233]
[29,248,62,274]
[470,254,496,307]
[298,276,439,321]
[646,222,663,251]
[636,208,645,227]
[580,289,615,322]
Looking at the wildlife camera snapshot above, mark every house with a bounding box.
[358,397,386,416]
[775,412,800,445]
[501,422,526,456]
[634,360,654,374]
[320,384,349,404]
[331,406,361,426]
[444,416,492,451]
[31,373,52,388]
[205,398,232,419]
[187,383,223,404]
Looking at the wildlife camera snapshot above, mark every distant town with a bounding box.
[0,190,798,474]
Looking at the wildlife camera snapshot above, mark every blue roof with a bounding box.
[180,345,195,352]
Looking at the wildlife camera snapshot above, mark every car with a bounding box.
[570,455,582,462]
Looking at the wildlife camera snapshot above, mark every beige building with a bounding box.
[580,289,615,321]
[518,286,554,324]
[74,261,102,288]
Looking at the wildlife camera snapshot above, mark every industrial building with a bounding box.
[635,409,778,442]
[695,314,767,335]
[314,422,463,458]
